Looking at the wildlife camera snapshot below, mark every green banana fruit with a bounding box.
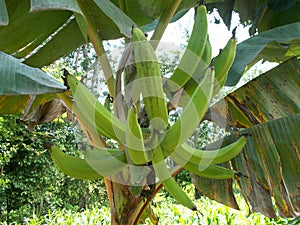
[213,28,237,93]
[84,146,128,177]
[171,151,236,179]
[126,105,151,165]
[161,65,214,152]
[179,35,212,107]
[67,75,126,143]
[182,161,235,179]
[192,35,212,82]
[169,136,247,165]
[132,26,168,131]
[50,145,128,179]
[49,145,102,180]
[151,135,197,211]
[167,3,208,92]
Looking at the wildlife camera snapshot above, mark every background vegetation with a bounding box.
[0,115,107,224]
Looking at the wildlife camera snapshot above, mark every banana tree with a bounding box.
[0,0,299,224]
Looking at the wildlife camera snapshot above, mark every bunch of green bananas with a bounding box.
[51,2,245,211]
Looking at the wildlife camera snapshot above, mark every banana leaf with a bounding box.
[206,0,267,31]
[192,161,239,210]
[123,0,198,26]
[0,51,66,114]
[0,0,134,67]
[235,114,299,217]
[226,22,300,86]
[0,1,73,56]
[214,58,300,128]
[193,113,300,218]
[0,0,200,68]
[205,0,300,35]
[257,0,300,33]
[192,57,300,218]
[23,19,86,68]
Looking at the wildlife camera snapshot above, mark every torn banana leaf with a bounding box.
[193,113,300,218]
[192,160,239,210]
[209,58,300,129]
[234,113,300,217]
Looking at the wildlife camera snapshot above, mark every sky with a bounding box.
[159,8,251,57]
[107,8,251,55]
[157,8,277,87]
[105,8,277,91]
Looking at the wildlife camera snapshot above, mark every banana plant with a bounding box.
[0,0,300,224]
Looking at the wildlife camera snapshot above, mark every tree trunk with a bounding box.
[104,167,182,224]
[104,176,148,225]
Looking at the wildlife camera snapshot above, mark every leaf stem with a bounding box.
[150,0,183,49]
[77,0,115,96]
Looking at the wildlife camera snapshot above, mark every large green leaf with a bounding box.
[124,0,198,27]
[206,0,299,35]
[0,0,133,67]
[0,1,73,55]
[226,22,300,86]
[193,113,300,218]
[30,0,82,13]
[257,0,300,33]
[210,0,235,30]
[120,0,155,26]
[206,0,266,30]
[23,19,86,68]
[235,0,264,25]
[0,0,200,68]
[0,51,66,114]
[91,0,135,38]
[31,0,136,38]
[268,0,298,11]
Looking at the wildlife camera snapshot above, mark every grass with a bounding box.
[3,184,298,225]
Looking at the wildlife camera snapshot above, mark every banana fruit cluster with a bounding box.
[52,2,245,211]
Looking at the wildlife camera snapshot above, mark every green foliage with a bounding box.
[6,185,298,225]
[0,115,107,224]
